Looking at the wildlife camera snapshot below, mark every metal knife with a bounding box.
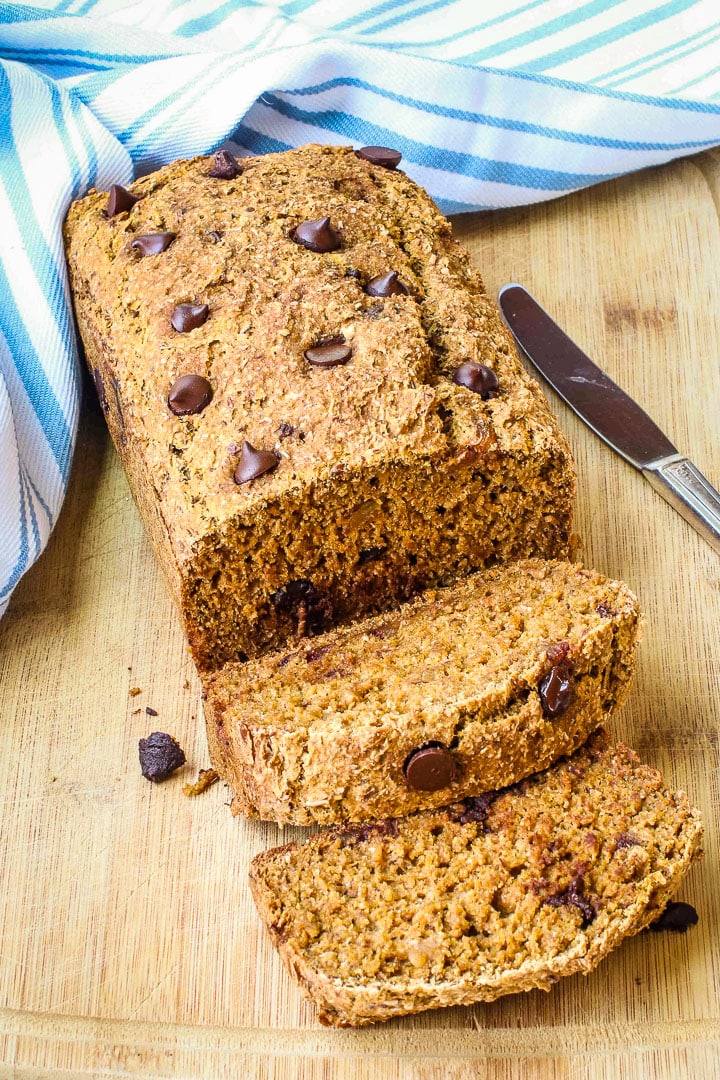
[498,283,720,555]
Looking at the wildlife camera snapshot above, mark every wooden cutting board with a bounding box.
[1,149,719,1080]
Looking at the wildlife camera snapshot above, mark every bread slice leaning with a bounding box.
[204,559,640,825]
[250,731,703,1026]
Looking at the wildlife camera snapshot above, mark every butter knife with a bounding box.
[498,283,720,555]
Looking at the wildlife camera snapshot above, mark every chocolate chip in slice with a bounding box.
[356,145,402,169]
[234,440,279,484]
[209,150,242,179]
[366,271,409,298]
[538,658,574,717]
[403,743,457,791]
[648,901,699,933]
[106,184,139,217]
[167,374,213,416]
[305,337,352,368]
[131,232,176,256]
[452,362,499,399]
[292,216,341,253]
[171,303,209,333]
[138,731,186,783]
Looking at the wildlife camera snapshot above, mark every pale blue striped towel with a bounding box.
[2,0,720,618]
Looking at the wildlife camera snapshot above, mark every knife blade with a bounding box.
[498,283,720,555]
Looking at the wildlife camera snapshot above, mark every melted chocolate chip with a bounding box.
[209,150,242,179]
[233,441,279,484]
[167,374,213,416]
[356,145,402,169]
[292,216,341,253]
[648,901,699,933]
[452,362,499,399]
[131,232,176,256]
[538,658,574,717]
[305,338,352,368]
[340,819,399,847]
[457,792,497,827]
[138,732,186,782]
[93,368,109,413]
[615,833,642,849]
[171,303,209,333]
[270,579,333,635]
[305,645,331,663]
[106,184,138,217]
[546,874,596,926]
[358,546,386,565]
[403,743,457,791]
[365,271,409,298]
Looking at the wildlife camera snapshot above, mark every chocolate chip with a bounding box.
[138,732,186,783]
[345,267,362,279]
[234,440,279,484]
[648,901,699,933]
[207,230,223,243]
[106,184,138,217]
[305,338,352,368]
[596,603,614,617]
[615,833,642,849]
[292,216,341,252]
[131,232,176,256]
[356,145,402,169]
[270,579,333,635]
[457,792,498,827]
[209,150,242,179]
[538,658,574,717]
[145,706,158,716]
[340,819,399,846]
[171,303,209,333]
[93,368,109,413]
[277,422,296,439]
[358,546,386,565]
[167,374,213,416]
[452,362,499,399]
[365,271,409,297]
[305,645,331,663]
[546,874,596,927]
[403,743,457,791]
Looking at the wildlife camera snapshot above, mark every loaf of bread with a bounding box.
[64,144,575,671]
[250,730,703,1027]
[204,559,640,825]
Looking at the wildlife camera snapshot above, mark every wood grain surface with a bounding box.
[1,150,719,1079]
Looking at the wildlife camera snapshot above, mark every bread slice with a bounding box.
[203,559,640,825]
[250,731,703,1027]
[64,144,574,671]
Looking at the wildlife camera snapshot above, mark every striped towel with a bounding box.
[2,1,720,618]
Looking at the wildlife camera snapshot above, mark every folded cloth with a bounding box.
[2,0,720,617]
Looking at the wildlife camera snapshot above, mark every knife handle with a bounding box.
[642,456,720,554]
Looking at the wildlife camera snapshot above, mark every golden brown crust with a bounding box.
[204,559,640,824]
[64,145,575,670]
[249,732,703,1026]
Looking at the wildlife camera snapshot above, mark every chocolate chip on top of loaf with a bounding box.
[64,144,575,670]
